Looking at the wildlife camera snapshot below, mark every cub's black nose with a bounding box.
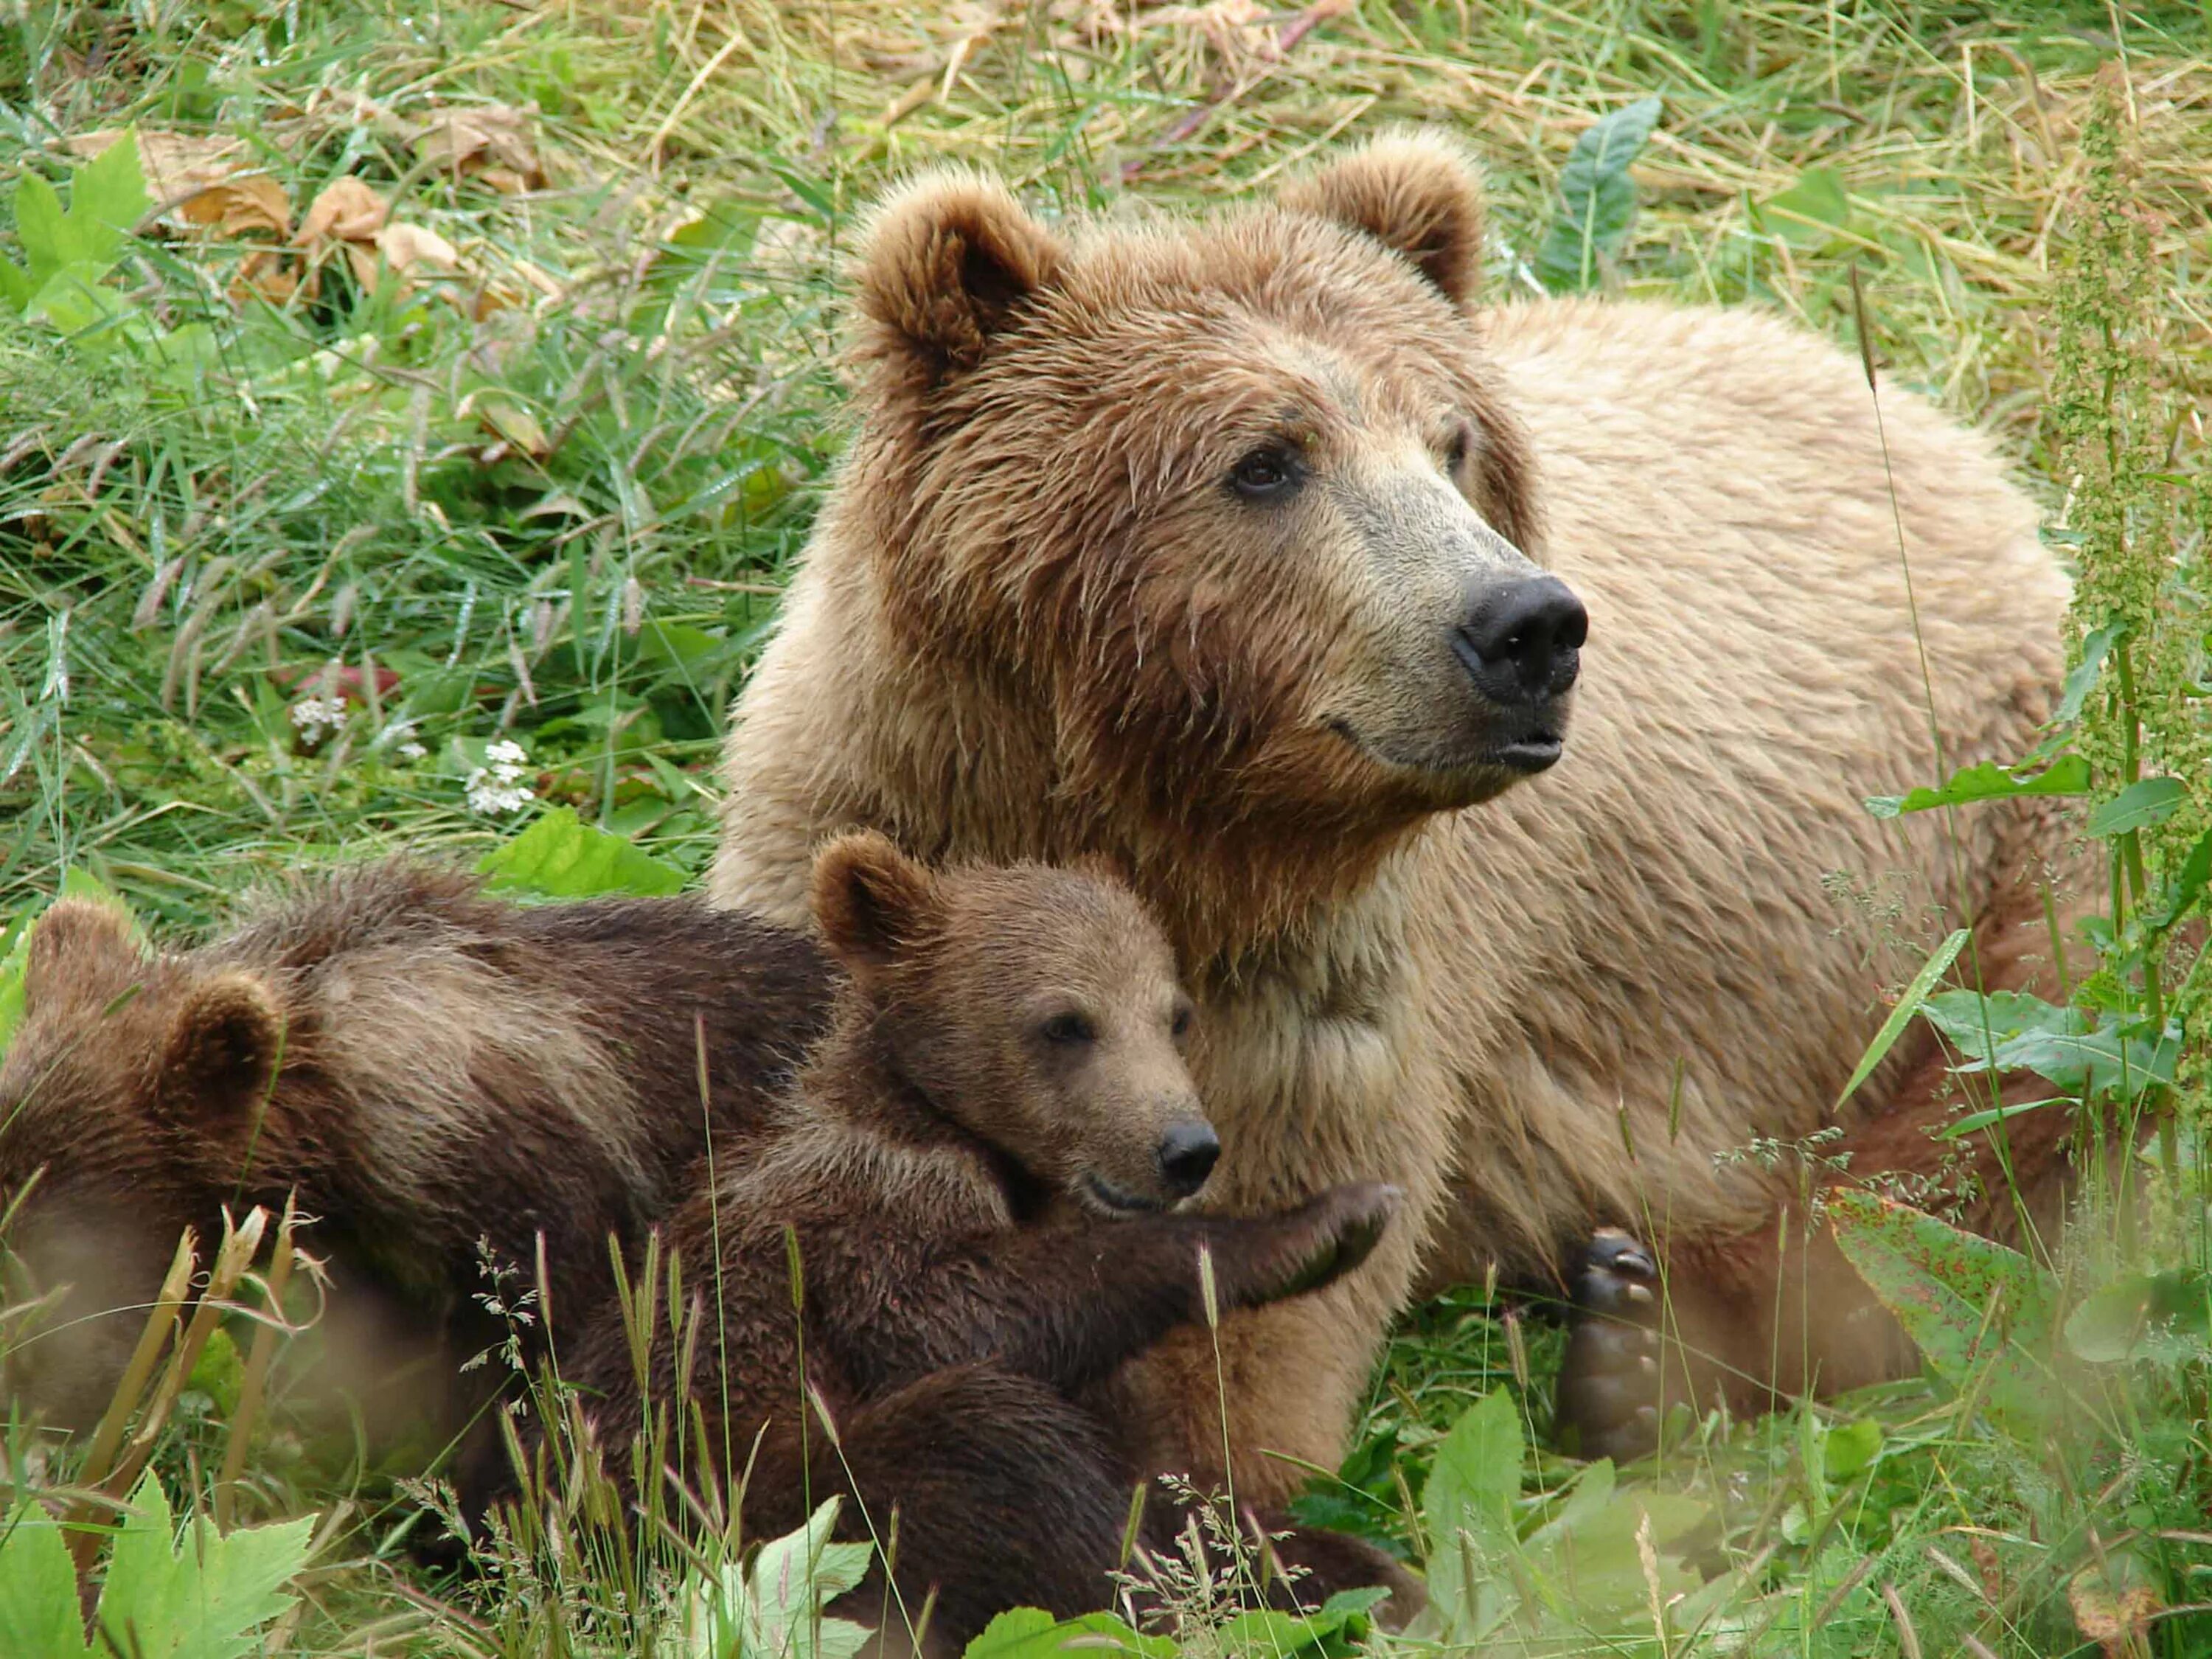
[1455,574,1587,702]
[1157,1121,1222,1197]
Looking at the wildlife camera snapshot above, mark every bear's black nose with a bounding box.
[1157,1121,1221,1197]
[1455,575,1587,703]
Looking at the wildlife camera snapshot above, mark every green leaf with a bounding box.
[1752,166,1854,251]
[13,172,72,288]
[2084,775,2188,838]
[962,1609,1177,1659]
[1820,1417,1883,1482]
[1864,754,2091,818]
[477,807,686,899]
[1827,1190,2055,1435]
[1924,989,2177,1099]
[0,914,31,1061]
[1834,928,1967,1109]
[69,131,150,267]
[1421,1387,1521,1630]
[2146,829,2212,933]
[0,256,32,313]
[2053,622,2124,724]
[2065,1270,2211,1365]
[92,1471,316,1659]
[0,1503,94,1658]
[1937,1096,2066,1141]
[1534,97,1663,293]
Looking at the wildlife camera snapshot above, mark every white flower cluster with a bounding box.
[289,695,348,745]
[465,738,534,815]
[375,716,429,761]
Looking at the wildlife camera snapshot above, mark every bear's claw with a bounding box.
[1554,1227,1664,1462]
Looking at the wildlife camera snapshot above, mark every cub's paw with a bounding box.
[1248,1183,1401,1306]
[1554,1228,1663,1462]
[1254,1514,1426,1630]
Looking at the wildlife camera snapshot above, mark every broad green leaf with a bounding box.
[1216,1592,1382,1659]
[2065,1270,2211,1364]
[27,260,128,336]
[1421,1387,1521,1630]
[2053,622,2123,723]
[1924,989,2177,1099]
[92,1471,316,1659]
[69,130,150,266]
[1534,97,1663,293]
[1864,754,2090,818]
[1753,166,1853,250]
[2146,829,2212,932]
[13,172,72,288]
[1827,1190,2055,1435]
[0,256,32,313]
[0,913,31,1060]
[1938,1096,2065,1141]
[1835,928,1966,1109]
[962,1609,1176,1659]
[1821,1417,1883,1482]
[2084,775,2188,838]
[0,1504,94,1658]
[478,807,686,898]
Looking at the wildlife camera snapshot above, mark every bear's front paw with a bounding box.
[1554,1228,1663,1462]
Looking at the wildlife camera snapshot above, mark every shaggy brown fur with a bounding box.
[563,833,1405,1650]
[0,864,830,1471]
[709,133,2076,1493]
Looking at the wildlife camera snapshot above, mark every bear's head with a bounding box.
[0,900,288,1427]
[810,831,1218,1216]
[838,131,1581,870]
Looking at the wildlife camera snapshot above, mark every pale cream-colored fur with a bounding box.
[708,169,2065,1497]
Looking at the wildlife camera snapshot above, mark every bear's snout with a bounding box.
[1453,574,1587,704]
[1155,1118,1222,1199]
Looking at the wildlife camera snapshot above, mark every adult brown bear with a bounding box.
[708,133,2073,1484]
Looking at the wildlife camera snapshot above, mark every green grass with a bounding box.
[2,1,2210,1655]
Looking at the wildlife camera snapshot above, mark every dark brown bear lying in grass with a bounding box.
[558,832,1406,1653]
[0,864,830,1478]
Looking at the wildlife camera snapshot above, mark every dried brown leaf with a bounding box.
[295,176,389,246]
[2070,1573,2161,1658]
[411,105,547,190]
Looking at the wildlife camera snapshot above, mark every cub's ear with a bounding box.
[810,831,942,975]
[160,971,284,1121]
[1281,130,1487,310]
[25,900,142,1004]
[852,170,1068,394]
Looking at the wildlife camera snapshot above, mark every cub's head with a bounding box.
[841,130,1582,852]
[0,901,286,1427]
[810,832,1216,1216]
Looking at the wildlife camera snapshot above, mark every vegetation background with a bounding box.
[1,1,2208,1655]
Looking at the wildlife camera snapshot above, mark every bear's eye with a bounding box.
[1040,1011,1096,1046]
[1169,1004,1194,1043]
[1443,425,1472,475]
[1228,446,1300,501]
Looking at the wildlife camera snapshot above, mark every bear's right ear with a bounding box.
[159,971,285,1122]
[810,831,943,975]
[852,170,1068,395]
[1280,131,1487,310]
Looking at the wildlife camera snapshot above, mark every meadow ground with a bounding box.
[1,2,2210,1655]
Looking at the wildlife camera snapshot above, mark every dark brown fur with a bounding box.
[562,834,1404,1650]
[0,863,831,1474]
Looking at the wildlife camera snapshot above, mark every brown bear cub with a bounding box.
[559,832,1405,1652]
[0,863,830,1468]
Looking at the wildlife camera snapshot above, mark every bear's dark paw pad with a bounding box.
[1554,1227,1663,1463]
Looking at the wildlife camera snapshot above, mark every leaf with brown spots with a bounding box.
[410,105,547,193]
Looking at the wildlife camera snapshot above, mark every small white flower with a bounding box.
[398,740,428,760]
[289,695,348,745]
[465,737,534,815]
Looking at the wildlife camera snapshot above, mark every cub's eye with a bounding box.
[1040,1012,1096,1046]
[1228,446,1299,501]
[1169,1004,1194,1042]
[1443,425,1472,475]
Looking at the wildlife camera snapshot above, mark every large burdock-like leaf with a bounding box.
[1826,1190,2057,1437]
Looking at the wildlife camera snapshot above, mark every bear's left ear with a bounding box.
[852,170,1069,394]
[160,971,285,1121]
[1280,131,1486,310]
